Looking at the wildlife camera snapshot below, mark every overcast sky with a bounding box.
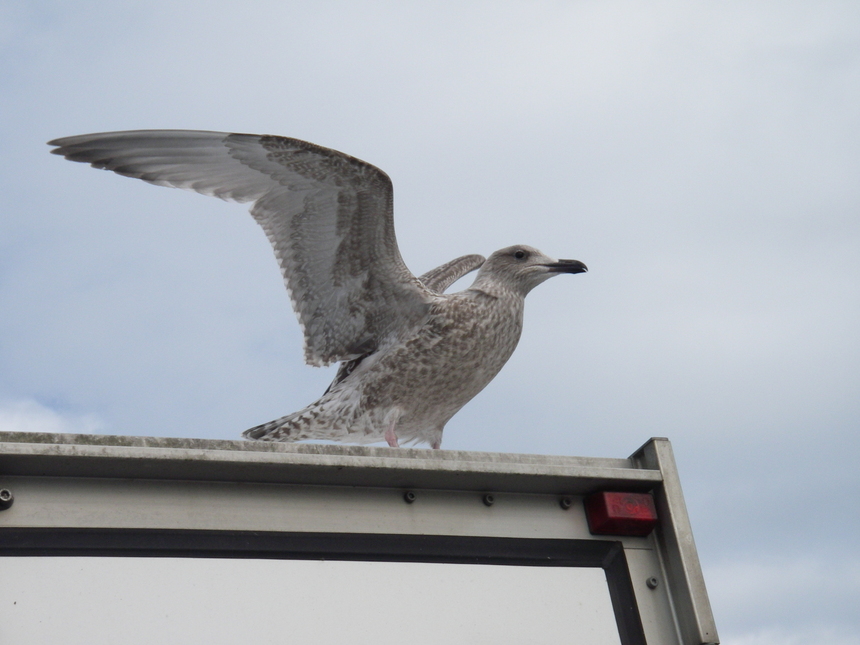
[2,1,859,642]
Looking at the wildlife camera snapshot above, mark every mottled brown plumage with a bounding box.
[245,245,586,448]
[49,130,586,448]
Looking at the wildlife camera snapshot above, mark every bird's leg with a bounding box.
[384,409,401,448]
[428,426,443,450]
[384,424,399,448]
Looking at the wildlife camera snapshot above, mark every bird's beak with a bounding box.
[544,259,588,274]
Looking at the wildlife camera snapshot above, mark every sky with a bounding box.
[2,1,859,642]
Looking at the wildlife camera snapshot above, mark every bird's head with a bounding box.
[472,245,587,297]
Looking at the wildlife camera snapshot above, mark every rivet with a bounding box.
[0,489,13,511]
[482,493,495,507]
[559,497,573,510]
[646,576,659,589]
[403,491,416,504]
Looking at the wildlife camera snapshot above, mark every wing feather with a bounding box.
[49,130,432,365]
[419,254,485,293]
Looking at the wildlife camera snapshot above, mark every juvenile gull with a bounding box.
[49,131,587,449]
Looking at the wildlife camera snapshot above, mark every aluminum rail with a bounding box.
[0,431,718,644]
[0,431,660,494]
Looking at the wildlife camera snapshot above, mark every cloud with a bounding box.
[707,554,860,642]
[0,399,104,434]
[731,626,859,645]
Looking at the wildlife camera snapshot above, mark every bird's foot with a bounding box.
[384,426,400,448]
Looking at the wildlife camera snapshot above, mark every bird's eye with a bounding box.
[514,250,527,260]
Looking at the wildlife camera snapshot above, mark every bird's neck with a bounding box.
[469,275,528,301]
[467,284,527,310]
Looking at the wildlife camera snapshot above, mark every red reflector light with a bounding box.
[584,491,658,537]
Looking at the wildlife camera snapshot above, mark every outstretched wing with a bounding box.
[419,253,485,293]
[49,130,434,366]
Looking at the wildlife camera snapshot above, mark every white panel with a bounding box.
[0,557,621,645]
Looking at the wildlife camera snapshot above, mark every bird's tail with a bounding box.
[242,399,359,443]
[242,410,316,442]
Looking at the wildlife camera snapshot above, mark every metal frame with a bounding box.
[0,528,645,645]
[0,432,718,644]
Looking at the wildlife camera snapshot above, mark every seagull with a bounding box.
[49,131,587,449]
